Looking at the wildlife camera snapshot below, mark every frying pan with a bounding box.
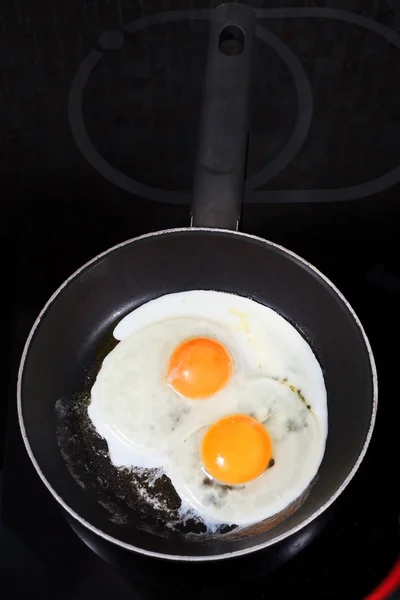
[17,3,377,561]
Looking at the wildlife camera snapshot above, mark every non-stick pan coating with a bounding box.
[18,228,377,560]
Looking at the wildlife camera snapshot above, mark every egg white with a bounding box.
[168,377,324,526]
[88,290,327,529]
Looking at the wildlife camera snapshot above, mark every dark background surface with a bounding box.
[1,0,399,598]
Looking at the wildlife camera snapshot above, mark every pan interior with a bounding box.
[19,229,375,558]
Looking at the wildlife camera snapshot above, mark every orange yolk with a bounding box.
[201,414,272,485]
[167,337,232,399]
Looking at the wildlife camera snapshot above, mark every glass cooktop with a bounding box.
[1,1,399,598]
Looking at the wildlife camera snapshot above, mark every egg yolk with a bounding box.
[201,414,272,485]
[167,337,232,399]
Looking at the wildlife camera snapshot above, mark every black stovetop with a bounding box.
[1,1,400,598]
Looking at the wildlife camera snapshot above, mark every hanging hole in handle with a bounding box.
[219,25,245,57]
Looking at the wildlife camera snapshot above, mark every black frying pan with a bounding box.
[17,3,377,562]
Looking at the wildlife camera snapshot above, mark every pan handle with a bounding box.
[190,3,255,230]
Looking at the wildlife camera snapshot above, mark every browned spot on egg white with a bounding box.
[281,378,312,412]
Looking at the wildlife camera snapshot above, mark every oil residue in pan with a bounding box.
[55,325,236,539]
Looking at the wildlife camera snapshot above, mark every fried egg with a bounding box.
[88,291,327,529]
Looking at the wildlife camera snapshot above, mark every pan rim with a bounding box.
[17,227,378,562]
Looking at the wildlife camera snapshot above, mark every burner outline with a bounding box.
[69,8,400,204]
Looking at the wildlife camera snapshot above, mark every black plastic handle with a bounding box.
[191,3,255,230]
